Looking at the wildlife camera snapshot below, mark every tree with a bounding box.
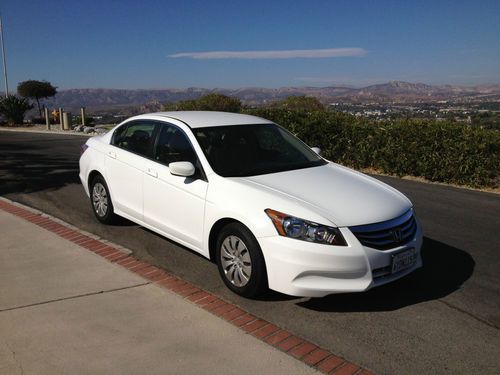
[275,96,325,111]
[17,80,57,117]
[164,93,242,112]
[0,95,34,125]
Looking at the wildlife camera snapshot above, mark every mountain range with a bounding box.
[43,81,500,111]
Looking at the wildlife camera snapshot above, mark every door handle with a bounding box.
[107,150,116,159]
[145,167,158,178]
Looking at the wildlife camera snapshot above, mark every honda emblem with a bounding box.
[391,228,403,242]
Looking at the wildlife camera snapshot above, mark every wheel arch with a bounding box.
[208,217,252,262]
[87,170,104,192]
[209,216,269,297]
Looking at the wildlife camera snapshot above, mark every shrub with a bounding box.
[0,95,34,125]
[245,108,500,188]
[74,116,95,126]
[164,93,241,112]
[270,95,325,111]
[164,99,199,111]
[162,95,499,188]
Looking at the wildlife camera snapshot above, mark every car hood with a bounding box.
[240,163,412,227]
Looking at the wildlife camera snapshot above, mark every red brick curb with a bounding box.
[0,198,375,375]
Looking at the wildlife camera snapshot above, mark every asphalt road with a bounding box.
[1,131,499,374]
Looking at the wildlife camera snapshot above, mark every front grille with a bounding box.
[349,210,417,250]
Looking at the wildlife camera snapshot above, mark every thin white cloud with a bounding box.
[169,48,367,60]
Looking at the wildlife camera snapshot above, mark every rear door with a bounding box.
[105,120,157,220]
[143,123,208,251]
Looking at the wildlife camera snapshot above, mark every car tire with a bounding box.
[216,222,268,298]
[89,175,116,224]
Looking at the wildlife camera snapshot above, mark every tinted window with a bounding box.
[154,125,197,165]
[113,122,155,157]
[194,123,326,177]
[112,124,128,145]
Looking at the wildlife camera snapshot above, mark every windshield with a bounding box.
[193,123,327,177]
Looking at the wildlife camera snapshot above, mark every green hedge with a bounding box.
[245,108,500,188]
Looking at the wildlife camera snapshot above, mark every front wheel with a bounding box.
[216,223,268,298]
[90,175,116,224]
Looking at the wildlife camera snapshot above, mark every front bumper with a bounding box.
[258,218,423,297]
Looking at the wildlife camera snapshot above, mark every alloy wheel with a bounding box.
[220,235,252,287]
[92,182,108,217]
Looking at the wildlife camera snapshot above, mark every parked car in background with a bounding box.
[79,111,423,297]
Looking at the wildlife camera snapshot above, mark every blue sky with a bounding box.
[2,0,500,89]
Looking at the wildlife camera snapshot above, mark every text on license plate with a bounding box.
[392,248,417,274]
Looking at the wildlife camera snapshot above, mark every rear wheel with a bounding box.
[216,223,268,298]
[90,175,116,224]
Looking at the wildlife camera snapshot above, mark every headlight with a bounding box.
[265,209,347,246]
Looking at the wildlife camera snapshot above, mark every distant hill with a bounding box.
[42,81,500,111]
[345,81,500,101]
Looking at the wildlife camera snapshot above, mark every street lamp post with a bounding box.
[0,14,9,97]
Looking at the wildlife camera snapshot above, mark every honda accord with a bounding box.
[79,111,423,298]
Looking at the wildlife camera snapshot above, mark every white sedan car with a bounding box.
[79,111,423,298]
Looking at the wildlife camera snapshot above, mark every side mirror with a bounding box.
[311,147,321,156]
[169,161,195,177]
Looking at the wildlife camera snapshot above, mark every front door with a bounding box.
[143,123,208,251]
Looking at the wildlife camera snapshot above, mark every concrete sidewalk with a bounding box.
[0,209,318,375]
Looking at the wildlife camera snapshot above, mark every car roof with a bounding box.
[140,111,274,128]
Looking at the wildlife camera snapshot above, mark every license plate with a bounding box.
[391,248,417,274]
